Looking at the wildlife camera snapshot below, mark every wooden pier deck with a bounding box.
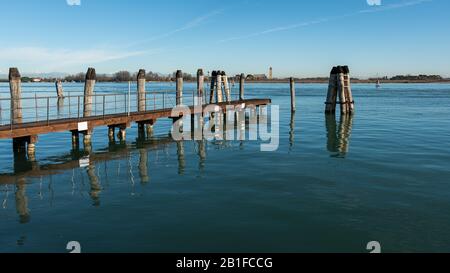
[0,99,271,139]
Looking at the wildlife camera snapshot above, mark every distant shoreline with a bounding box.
[1,79,450,84]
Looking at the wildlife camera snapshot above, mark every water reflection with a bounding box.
[1,109,271,224]
[325,114,354,158]
[289,113,295,151]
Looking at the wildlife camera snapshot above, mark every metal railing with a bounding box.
[0,85,241,127]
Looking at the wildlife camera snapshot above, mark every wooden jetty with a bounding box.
[0,67,271,160]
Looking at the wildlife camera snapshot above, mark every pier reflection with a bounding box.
[325,114,354,158]
[1,109,270,223]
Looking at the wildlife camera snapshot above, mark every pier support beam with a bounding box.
[137,69,146,112]
[239,73,245,101]
[176,70,183,106]
[9,68,23,125]
[117,124,128,141]
[27,135,38,161]
[108,126,115,143]
[71,130,80,149]
[83,68,96,117]
[290,77,296,113]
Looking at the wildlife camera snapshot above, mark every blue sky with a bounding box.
[0,0,448,78]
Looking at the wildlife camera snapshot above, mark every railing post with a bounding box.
[9,68,22,125]
[77,96,80,120]
[46,97,50,126]
[83,68,96,117]
[163,92,166,109]
[128,81,131,116]
[103,95,105,118]
[35,93,38,122]
[68,95,71,118]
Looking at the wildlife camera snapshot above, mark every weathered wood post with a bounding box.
[9,68,22,125]
[176,70,183,105]
[216,71,223,103]
[209,71,217,103]
[83,68,96,145]
[197,69,204,105]
[342,66,355,113]
[325,67,338,114]
[55,80,64,98]
[337,66,349,114]
[137,69,146,112]
[239,73,245,101]
[222,72,231,102]
[83,68,96,117]
[290,77,296,112]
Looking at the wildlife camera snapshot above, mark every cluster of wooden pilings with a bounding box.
[325,66,355,114]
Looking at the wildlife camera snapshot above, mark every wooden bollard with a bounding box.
[83,68,96,117]
[216,71,223,103]
[137,69,146,112]
[209,71,217,103]
[55,80,64,98]
[176,70,183,105]
[222,71,231,102]
[337,66,348,114]
[239,73,245,101]
[325,67,338,114]
[342,66,355,113]
[9,68,23,124]
[290,77,296,112]
[197,69,204,105]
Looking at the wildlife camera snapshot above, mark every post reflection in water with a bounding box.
[15,180,30,224]
[289,112,295,151]
[325,113,354,158]
[1,108,273,224]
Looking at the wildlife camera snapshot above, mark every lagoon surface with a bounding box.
[1,82,450,253]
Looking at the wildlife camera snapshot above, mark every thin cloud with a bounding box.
[66,0,81,6]
[219,0,432,43]
[0,47,150,71]
[127,9,223,47]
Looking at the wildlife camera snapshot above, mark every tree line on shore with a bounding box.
[0,71,447,83]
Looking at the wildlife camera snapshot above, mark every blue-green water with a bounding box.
[1,82,450,253]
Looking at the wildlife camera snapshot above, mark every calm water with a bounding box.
[1,82,450,253]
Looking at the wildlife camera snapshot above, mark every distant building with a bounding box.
[269,67,273,80]
[246,74,268,80]
[32,78,42,82]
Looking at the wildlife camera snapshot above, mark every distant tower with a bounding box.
[269,67,273,80]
